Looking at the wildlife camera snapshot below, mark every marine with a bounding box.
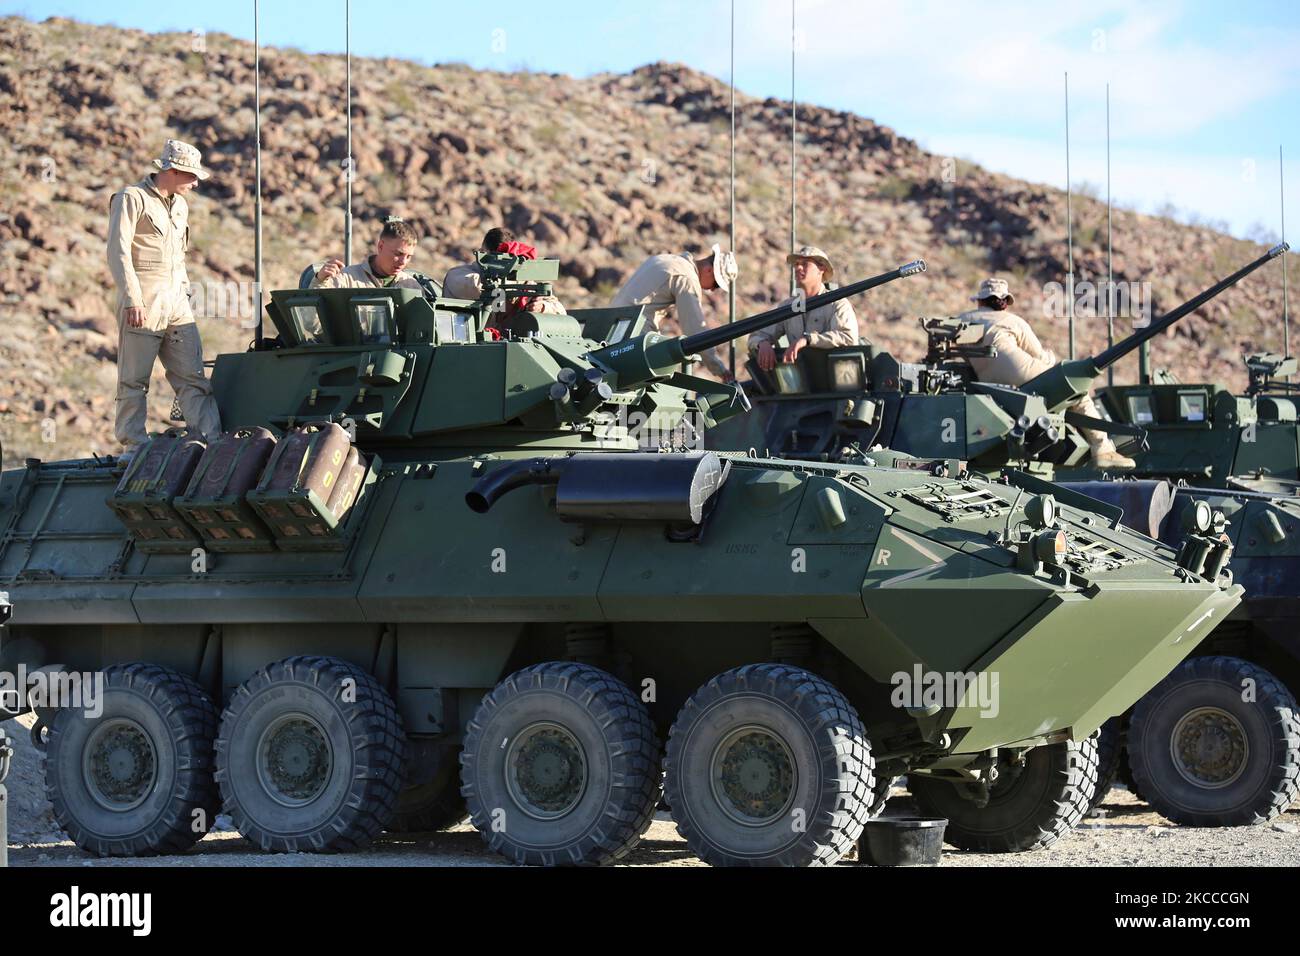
[611,245,738,379]
[959,277,1135,469]
[106,139,222,456]
[749,245,858,371]
[312,218,425,290]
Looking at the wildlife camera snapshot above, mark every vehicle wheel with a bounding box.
[1128,656,1300,826]
[388,741,466,833]
[910,737,1099,852]
[869,774,899,818]
[1086,718,1124,814]
[215,655,406,852]
[45,662,219,857]
[664,663,873,867]
[460,662,661,866]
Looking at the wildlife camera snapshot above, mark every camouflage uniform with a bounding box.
[748,297,859,351]
[441,263,484,300]
[106,144,222,450]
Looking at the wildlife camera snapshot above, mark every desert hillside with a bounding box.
[0,15,1292,461]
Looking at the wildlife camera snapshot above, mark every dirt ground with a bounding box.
[6,713,1298,867]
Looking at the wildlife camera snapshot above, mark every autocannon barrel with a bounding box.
[1089,243,1289,374]
[587,260,926,388]
[1022,243,1289,411]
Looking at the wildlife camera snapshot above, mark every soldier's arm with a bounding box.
[668,273,711,337]
[806,301,860,348]
[106,189,145,308]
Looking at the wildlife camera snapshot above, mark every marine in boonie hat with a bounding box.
[785,245,834,281]
[152,138,211,181]
[972,277,1014,304]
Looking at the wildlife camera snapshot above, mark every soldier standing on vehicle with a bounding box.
[611,246,738,380]
[442,226,513,300]
[312,218,425,290]
[959,277,1135,469]
[749,245,859,371]
[107,139,222,457]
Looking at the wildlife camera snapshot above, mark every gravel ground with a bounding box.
[6,713,1297,867]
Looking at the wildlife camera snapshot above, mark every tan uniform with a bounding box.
[748,292,859,352]
[441,263,483,300]
[106,176,221,448]
[960,306,1115,453]
[611,254,727,375]
[312,258,424,291]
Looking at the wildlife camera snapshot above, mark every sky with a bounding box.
[6,0,1300,240]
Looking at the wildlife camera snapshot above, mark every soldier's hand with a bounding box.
[782,336,809,364]
[124,306,146,329]
[756,341,777,371]
[317,258,345,283]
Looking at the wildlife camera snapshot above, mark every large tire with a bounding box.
[910,737,1099,852]
[664,664,873,867]
[1127,656,1300,826]
[1086,717,1124,814]
[215,655,407,852]
[460,662,661,866]
[388,741,467,833]
[45,662,219,857]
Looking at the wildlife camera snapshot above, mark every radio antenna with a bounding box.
[1283,145,1291,371]
[790,0,798,294]
[1106,83,1113,386]
[1065,72,1075,360]
[253,0,263,349]
[727,0,737,379]
[344,0,354,264]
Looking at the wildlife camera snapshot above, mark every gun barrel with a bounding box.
[1090,243,1289,373]
[680,260,926,356]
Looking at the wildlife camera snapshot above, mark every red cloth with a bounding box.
[497,241,537,260]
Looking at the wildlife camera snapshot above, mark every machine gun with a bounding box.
[1245,351,1300,396]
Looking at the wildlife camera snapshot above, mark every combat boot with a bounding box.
[1092,448,1136,470]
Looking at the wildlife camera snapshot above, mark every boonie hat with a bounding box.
[709,244,739,293]
[972,277,1014,303]
[785,245,834,281]
[152,139,211,181]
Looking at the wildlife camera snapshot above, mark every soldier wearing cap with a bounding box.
[610,245,739,379]
[959,277,1135,469]
[749,245,859,371]
[107,139,222,456]
[312,218,425,290]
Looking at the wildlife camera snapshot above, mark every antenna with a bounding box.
[727,0,737,379]
[790,0,797,293]
[344,0,353,264]
[253,0,263,349]
[1065,72,1075,360]
[1283,145,1291,370]
[1106,83,1113,386]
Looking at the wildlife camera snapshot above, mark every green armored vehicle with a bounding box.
[710,244,1299,827]
[0,256,1241,865]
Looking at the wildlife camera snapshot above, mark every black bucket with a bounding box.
[858,817,947,866]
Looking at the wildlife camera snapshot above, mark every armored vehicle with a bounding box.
[0,256,1241,865]
[709,244,1300,827]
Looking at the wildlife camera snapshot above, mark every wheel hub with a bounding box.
[506,723,587,819]
[711,726,797,826]
[258,715,333,807]
[1170,707,1249,788]
[83,719,158,811]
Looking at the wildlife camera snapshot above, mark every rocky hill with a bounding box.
[0,15,1293,462]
